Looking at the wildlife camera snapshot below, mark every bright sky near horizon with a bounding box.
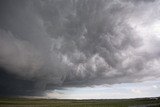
[46,79,160,99]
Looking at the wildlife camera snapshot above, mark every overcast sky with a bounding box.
[0,0,160,99]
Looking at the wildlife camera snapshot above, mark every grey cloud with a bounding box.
[0,0,160,96]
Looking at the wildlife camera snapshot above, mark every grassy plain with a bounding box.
[0,97,160,107]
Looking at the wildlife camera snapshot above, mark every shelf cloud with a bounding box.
[0,0,160,96]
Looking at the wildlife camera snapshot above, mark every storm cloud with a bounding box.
[0,0,160,96]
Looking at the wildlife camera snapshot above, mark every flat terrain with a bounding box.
[0,97,160,107]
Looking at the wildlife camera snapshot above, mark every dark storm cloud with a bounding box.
[0,0,160,96]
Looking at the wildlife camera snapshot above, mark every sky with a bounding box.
[0,0,160,99]
[46,79,160,99]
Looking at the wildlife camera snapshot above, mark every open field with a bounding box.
[0,97,160,107]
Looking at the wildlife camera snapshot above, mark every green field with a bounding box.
[0,97,160,107]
